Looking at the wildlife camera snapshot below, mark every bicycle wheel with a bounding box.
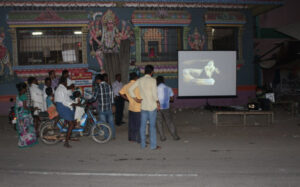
[40,121,61,145]
[91,123,112,144]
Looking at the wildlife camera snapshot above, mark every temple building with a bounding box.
[0,0,284,114]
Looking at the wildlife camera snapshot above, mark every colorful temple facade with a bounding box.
[0,0,283,114]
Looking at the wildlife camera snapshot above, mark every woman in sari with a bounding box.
[15,82,38,148]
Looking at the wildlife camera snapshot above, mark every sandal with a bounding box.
[70,137,79,141]
[152,146,161,150]
[64,142,72,148]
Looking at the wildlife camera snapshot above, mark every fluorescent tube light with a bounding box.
[32,32,43,36]
[74,31,82,35]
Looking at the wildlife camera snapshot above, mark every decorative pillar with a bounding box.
[134,26,141,63]
[165,28,168,52]
[183,27,190,50]
[8,28,17,66]
[205,26,213,50]
[237,26,244,64]
[81,26,88,64]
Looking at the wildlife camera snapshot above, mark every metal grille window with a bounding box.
[17,27,83,65]
[141,27,182,62]
[212,27,238,51]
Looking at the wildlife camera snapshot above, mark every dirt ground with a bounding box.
[0,107,299,187]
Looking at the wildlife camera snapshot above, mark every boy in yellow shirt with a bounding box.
[119,72,141,143]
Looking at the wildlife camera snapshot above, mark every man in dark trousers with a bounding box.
[120,72,141,143]
[112,73,125,126]
[89,74,116,138]
[156,76,180,141]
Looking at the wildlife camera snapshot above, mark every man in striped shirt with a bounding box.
[89,74,116,138]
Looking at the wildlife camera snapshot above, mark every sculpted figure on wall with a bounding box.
[89,10,133,73]
[119,20,134,41]
[101,9,120,54]
[89,12,104,72]
[0,30,13,76]
[188,28,205,51]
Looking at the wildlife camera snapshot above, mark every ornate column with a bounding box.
[237,26,245,64]
[8,28,17,66]
[183,27,190,50]
[205,26,213,50]
[134,26,141,63]
[81,26,88,64]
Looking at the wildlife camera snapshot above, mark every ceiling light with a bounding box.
[32,32,43,36]
[74,31,82,35]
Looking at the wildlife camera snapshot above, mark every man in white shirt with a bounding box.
[55,77,77,148]
[28,77,45,135]
[29,77,45,113]
[112,73,125,126]
[129,65,160,150]
[55,79,75,111]
[156,76,180,141]
[62,69,75,96]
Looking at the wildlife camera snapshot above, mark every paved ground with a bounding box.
[0,108,300,187]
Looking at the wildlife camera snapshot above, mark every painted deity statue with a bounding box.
[118,20,133,41]
[101,10,120,53]
[0,31,13,76]
[89,10,133,73]
[89,12,104,72]
[188,28,205,51]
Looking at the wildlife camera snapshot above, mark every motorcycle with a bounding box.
[8,98,17,131]
[39,104,112,145]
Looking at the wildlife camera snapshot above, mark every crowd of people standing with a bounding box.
[14,64,180,149]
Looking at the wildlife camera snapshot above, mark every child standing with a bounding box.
[72,90,85,127]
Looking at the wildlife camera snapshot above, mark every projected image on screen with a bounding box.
[183,60,220,86]
[178,51,236,97]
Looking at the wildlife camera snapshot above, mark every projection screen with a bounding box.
[178,51,236,97]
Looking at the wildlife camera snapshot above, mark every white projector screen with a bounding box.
[178,51,236,97]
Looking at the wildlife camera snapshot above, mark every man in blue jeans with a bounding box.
[129,65,160,150]
[89,74,116,138]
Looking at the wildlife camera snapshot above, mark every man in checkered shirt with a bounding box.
[89,74,116,138]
